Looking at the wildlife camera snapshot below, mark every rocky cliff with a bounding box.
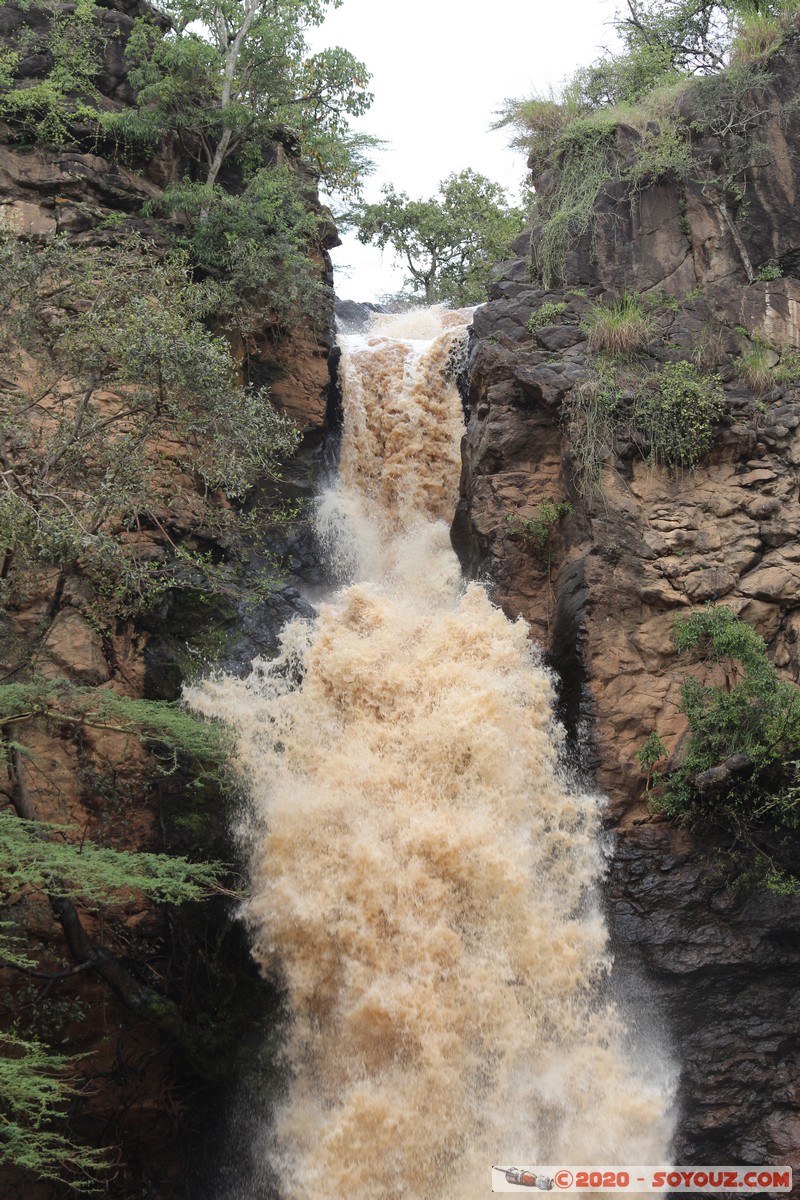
[0,2,336,1194]
[454,34,800,1183]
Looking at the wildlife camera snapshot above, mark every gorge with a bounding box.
[2,0,800,1195]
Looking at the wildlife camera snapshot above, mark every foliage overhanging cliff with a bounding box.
[0,0,366,1192]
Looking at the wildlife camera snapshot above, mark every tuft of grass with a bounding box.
[535,113,619,287]
[582,290,653,357]
[731,5,793,64]
[565,368,621,495]
[737,334,778,394]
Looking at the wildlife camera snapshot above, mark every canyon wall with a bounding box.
[0,2,335,1194]
[455,34,800,1182]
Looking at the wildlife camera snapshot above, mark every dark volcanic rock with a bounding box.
[610,825,800,1170]
[334,297,388,332]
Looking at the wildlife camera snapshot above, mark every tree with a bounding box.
[113,0,374,199]
[355,170,525,306]
[0,229,298,617]
[0,0,377,328]
[0,678,234,1191]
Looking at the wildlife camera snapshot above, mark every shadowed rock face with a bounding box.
[611,826,800,1171]
[455,43,800,1185]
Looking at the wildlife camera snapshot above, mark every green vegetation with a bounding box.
[495,0,795,285]
[0,0,380,1190]
[636,730,668,787]
[1,809,224,911]
[0,0,376,331]
[537,114,619,290]
[583,291,653,356]
[633,359,725,467]
[506,498,574,555]
[111,0,373,197]
[737,333,777,392]
[0,0,105,146]
[148,168,329,332]
[642,606,800,893]
[567,369,623,494]
[0,229,298,618]
[0,677,234,1190]
[735,333,800,393]
[0,0,373,195]
[355,169,525,305]
[1,1033,108,1191]
[0,679,230,784]
[567,352,725,491]
[527,301,569,331]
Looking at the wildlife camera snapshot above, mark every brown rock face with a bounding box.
[0,1,334,1194]
[455,43,800,1187]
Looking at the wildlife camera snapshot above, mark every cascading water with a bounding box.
[187,307,673,1199]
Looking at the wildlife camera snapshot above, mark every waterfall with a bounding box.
[187,306,673,1199]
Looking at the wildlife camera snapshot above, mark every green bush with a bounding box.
[527,301,568,331]
[506,498,573,561]
[646,605,800,893]
[150,168,329,332]
[0,0,105,146]
[754,263,783,282]
[0,230,299,617]
[633,359,725,468]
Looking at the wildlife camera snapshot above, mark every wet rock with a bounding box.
[334,297,388,332]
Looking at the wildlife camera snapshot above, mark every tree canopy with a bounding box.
[355,170,526,306]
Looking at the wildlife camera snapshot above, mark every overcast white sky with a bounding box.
[307,0,620,302]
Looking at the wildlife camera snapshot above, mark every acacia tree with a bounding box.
[0,229,298,616]
[356,170,525,305]
[0,680,232,1191]
[115,0,374,198]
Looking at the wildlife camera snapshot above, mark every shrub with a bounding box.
[506,498,573,554]
[0,0,105,146]
[754,263,782,282]
[633,359,725,468]
[636,730,667,788]
[583,291,653,356]
[0,230,299,616]
[527,301,568,331]
[646,605,800,893]
[150,169,329,332]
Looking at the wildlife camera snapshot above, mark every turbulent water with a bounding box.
[188,306,672,1199]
